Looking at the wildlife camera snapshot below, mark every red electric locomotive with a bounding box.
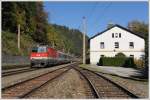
[30,45,73,67]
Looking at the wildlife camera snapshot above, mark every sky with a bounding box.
[43,1,148,37]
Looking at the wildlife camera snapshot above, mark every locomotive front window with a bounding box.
[38,47,47,52]
[32,47,38,52]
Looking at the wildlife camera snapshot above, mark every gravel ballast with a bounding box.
[26,68,93,99]
[2,63,72,89]
[98,73,148,98]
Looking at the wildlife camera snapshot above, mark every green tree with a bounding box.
[2,2,18,32]
[32,2,48,43]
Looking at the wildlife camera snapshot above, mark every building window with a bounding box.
[115,33,118,38]
[119,33,121,38]
[130,55,134,58]
[112,33,121,38]
[101,55,104,57]
[100,42,104,49]
[112,33,114,38]
[115,42,119,48]
[129,42,134,49]
[140,55,144,59]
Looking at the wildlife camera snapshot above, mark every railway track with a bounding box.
[2,67,38,77]
[73,67,139,99]
[2,63,76,98]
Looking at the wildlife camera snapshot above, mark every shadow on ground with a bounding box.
[130,67,148,80]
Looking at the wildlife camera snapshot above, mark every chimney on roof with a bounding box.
[128,23,136,31]
[107,21,114,29]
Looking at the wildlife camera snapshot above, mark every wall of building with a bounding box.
[90,26,145,64]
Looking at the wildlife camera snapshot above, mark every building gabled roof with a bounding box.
[89,24,145,40]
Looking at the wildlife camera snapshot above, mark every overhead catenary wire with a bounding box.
[86,2,99,23]
[92,2,112,29]
[78,2,112,36]
[76,2,112,61]
[77,2,98,32]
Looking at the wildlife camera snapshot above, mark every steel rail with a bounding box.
[2,68,38,77]
[2,63,76,91]
[94,71,139,98]
[73,67,100,98]
[20,67,72,98]
[2,63,76,98]
[74,67,139,98]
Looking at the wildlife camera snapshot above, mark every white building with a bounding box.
[90,24,145,64]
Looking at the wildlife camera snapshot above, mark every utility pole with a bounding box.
[17,11,22,51]
[52,33,55,48]
[83,16,86,64]
[17,24,20,51]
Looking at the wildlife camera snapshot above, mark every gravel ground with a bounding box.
[2,63,71,89]
[26,68,93,99]
[89,65,143,78]
[98,73,148,98]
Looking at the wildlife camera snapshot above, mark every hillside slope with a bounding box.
[2,2,89,56]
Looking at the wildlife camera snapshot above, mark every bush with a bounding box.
[97,57,103,66]
[123,57,135,67]
[98,56,135,68]
[134,59,144,69]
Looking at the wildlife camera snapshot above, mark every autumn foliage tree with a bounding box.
[128,20,148,78]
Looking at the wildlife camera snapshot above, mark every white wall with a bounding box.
[90,26,145,64]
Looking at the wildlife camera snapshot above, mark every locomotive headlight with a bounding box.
[30,57,34,60]
[30,57,48,60]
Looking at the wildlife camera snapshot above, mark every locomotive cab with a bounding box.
[30,46,49,67]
